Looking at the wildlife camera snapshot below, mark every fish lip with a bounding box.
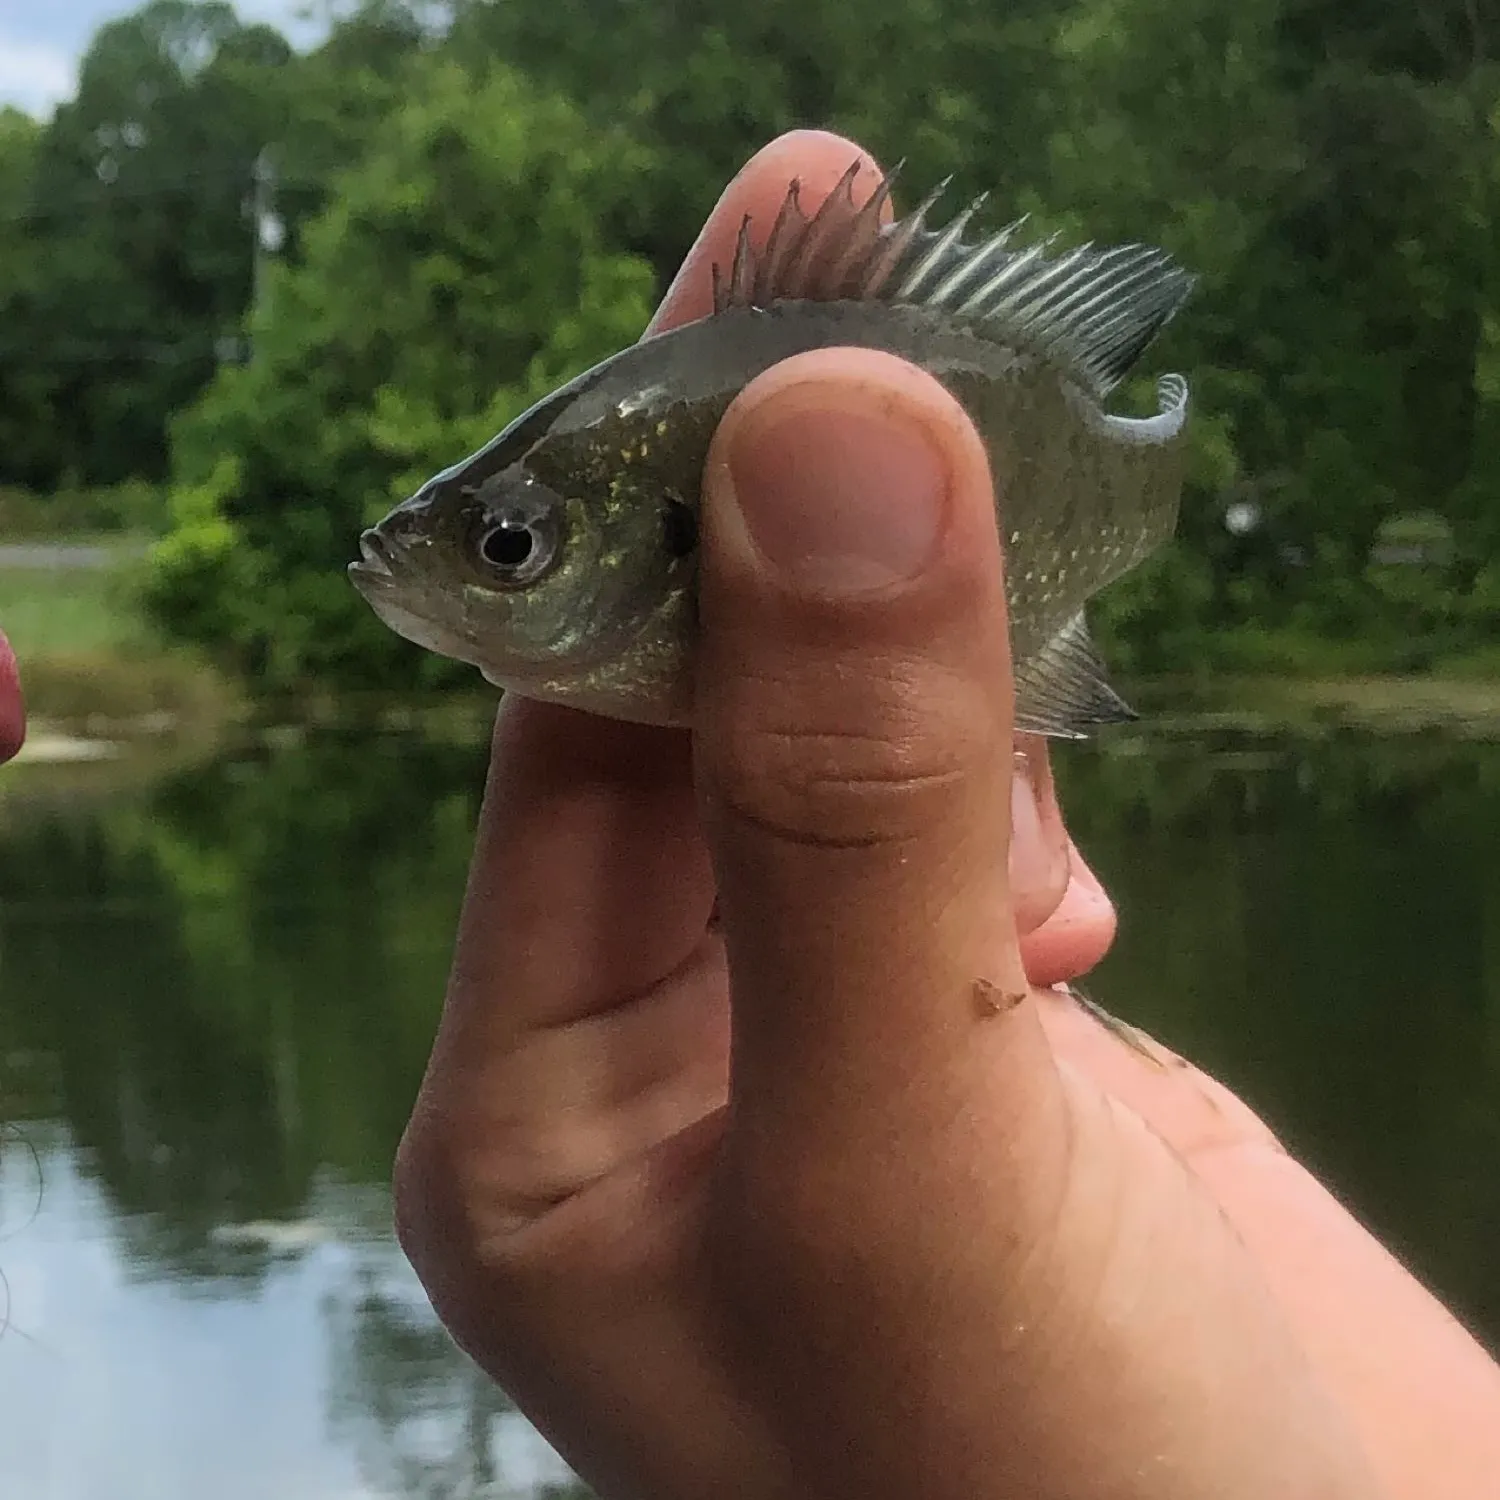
[349,528,401,587]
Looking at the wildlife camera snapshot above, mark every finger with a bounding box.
[0,629,22,763]
[1012,733,1084,944]
[1021,842,1119,985]
[652,131,1074,939]
[444,707,709,1036]
[659,131,1075,936]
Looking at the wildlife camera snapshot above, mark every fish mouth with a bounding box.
[347,526,477,666]
[348,528,402,590]
[346,516,549,684]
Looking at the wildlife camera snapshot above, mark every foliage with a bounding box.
[1048,0,1500,656]
[0,3,296,487]
[0,0,1495,687]
[444,0,1069,280]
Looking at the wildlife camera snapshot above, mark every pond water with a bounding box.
[1,716,1497,1498]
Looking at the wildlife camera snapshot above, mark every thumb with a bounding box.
[695,346,1030,1111]
[692,348,1378,1499]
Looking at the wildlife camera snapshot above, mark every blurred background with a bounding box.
[0,1,1496,1496]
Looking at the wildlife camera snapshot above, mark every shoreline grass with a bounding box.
[1,561,148,659]
[4,540,1497,744]
[1,543,242,736]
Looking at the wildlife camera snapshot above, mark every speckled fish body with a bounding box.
[350,166,1194,737]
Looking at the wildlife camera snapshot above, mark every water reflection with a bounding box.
[0,720,1497,1496]
[0,1132,585,1499]
[324,1263,584,1498]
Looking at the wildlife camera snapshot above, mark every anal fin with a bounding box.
[1013,611,1136,739]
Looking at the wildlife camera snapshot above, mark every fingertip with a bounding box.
[701,345,1001,602]
[695,348,1014,857]
[0,629,23,764]
[1021,844,1118,986]
[1009,741,1072,936]
[713,346,987,473]
[647,132,890,336]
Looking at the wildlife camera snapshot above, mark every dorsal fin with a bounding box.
[710,165,1195,399]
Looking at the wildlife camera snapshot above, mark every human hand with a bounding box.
[0,628,23,764]
[393,131,1500,1500]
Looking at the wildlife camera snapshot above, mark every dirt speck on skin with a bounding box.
[972,977,1027,1020]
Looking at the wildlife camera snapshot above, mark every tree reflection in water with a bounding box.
[324,1254,592,1499]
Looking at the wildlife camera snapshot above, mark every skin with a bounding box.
[392,132,1500,1500]
[0,628,22,765]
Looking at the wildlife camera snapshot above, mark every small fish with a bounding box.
[350,164,1194,736]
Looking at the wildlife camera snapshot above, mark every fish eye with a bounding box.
[471,488,563,587]
[480,521,538,569]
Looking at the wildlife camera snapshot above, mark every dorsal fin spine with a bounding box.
[783,160,863,294]
[895,192,985,300]
[927,206,1015,307]
[752,179,806,303]
[864,179,942,298]
[948,224,1034,315]
[933,234,1027,309]
[954,237,1054,316]
[1000,247,1089,325]
[728,216,754,306]
[859,178,949,297]
[821,164,902,297]
[1056,252,1166,327]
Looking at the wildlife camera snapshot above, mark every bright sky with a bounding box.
[0,0,323,118]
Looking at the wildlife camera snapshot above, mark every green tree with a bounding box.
[446,0,1072,283]
[0,107,55,487]
[144,56,656,690]
[23,0,1493,682]
[8,1,294,489]
[1049,0,1500,661]
[265,0,435,264]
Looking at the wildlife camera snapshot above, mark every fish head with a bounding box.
[349,458,586,669]
[349,362,709,720]
[350,443,667,711]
